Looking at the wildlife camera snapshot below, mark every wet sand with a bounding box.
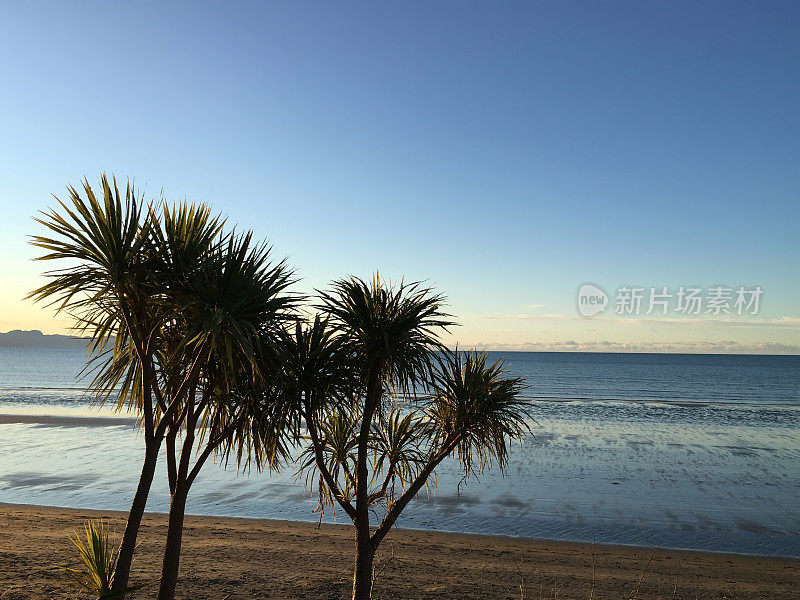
[0,414,136,427]
[0,504,798,599]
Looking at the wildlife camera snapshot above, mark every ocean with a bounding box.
[0,348,798,557]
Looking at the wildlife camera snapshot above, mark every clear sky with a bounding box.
[1,1,798,353]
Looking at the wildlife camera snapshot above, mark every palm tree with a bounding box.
[314,274,452,600]
[154,230,296,600]
[29,177,225,595]
[277,275,531,600]
[32,177,169,594]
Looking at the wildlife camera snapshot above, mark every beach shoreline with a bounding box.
[1,503,798,599]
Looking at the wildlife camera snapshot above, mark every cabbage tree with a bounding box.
[28,177,222,594]
[154,231,295,600]
[277,276,532,600]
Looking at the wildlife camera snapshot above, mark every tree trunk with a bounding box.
[111,441,159,595]
[351,531,375,600]
[156,485,188,600]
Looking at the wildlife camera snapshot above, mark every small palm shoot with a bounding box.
[60,519,147,599]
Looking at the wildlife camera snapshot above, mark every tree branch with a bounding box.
[367,464,394,506]
[166,427,178,495]
[117,301,156,443]
[186,420,235,488]
[154,344,208,439]
[371,433,461,547]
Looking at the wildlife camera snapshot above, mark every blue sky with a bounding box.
[1,1,798,352]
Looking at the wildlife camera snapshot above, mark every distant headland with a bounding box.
[0,330,90,349]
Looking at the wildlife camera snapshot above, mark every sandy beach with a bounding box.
[0,504,797,599]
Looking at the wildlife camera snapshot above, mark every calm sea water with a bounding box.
[1,348,798,557]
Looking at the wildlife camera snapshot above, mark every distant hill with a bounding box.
[0,330,91,349]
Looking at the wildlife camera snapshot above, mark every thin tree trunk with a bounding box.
[352,530,375,600]
[111,440,160,594]
[156,485,188,600]
[352,365,381,600]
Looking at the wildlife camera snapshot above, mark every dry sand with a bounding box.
[0,504,797,599]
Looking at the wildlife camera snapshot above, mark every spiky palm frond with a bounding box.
[297,406,431,510]
[273,316,358,433]
[370,407,430,501]
[177,231,298,479]
[221,381,290,474]
[83,335,141,411]
[175,232,296,384]
[204,349,293,476]
[428,349,532,476]
[317,274,454,396]
[299,406,361,510]
[149,201,225,283]
[28,176,159,353]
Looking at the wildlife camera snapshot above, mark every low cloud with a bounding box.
[466,339,800,354]
[615,316,800,329]
[465,313,574,321]
[463,313,800,329]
